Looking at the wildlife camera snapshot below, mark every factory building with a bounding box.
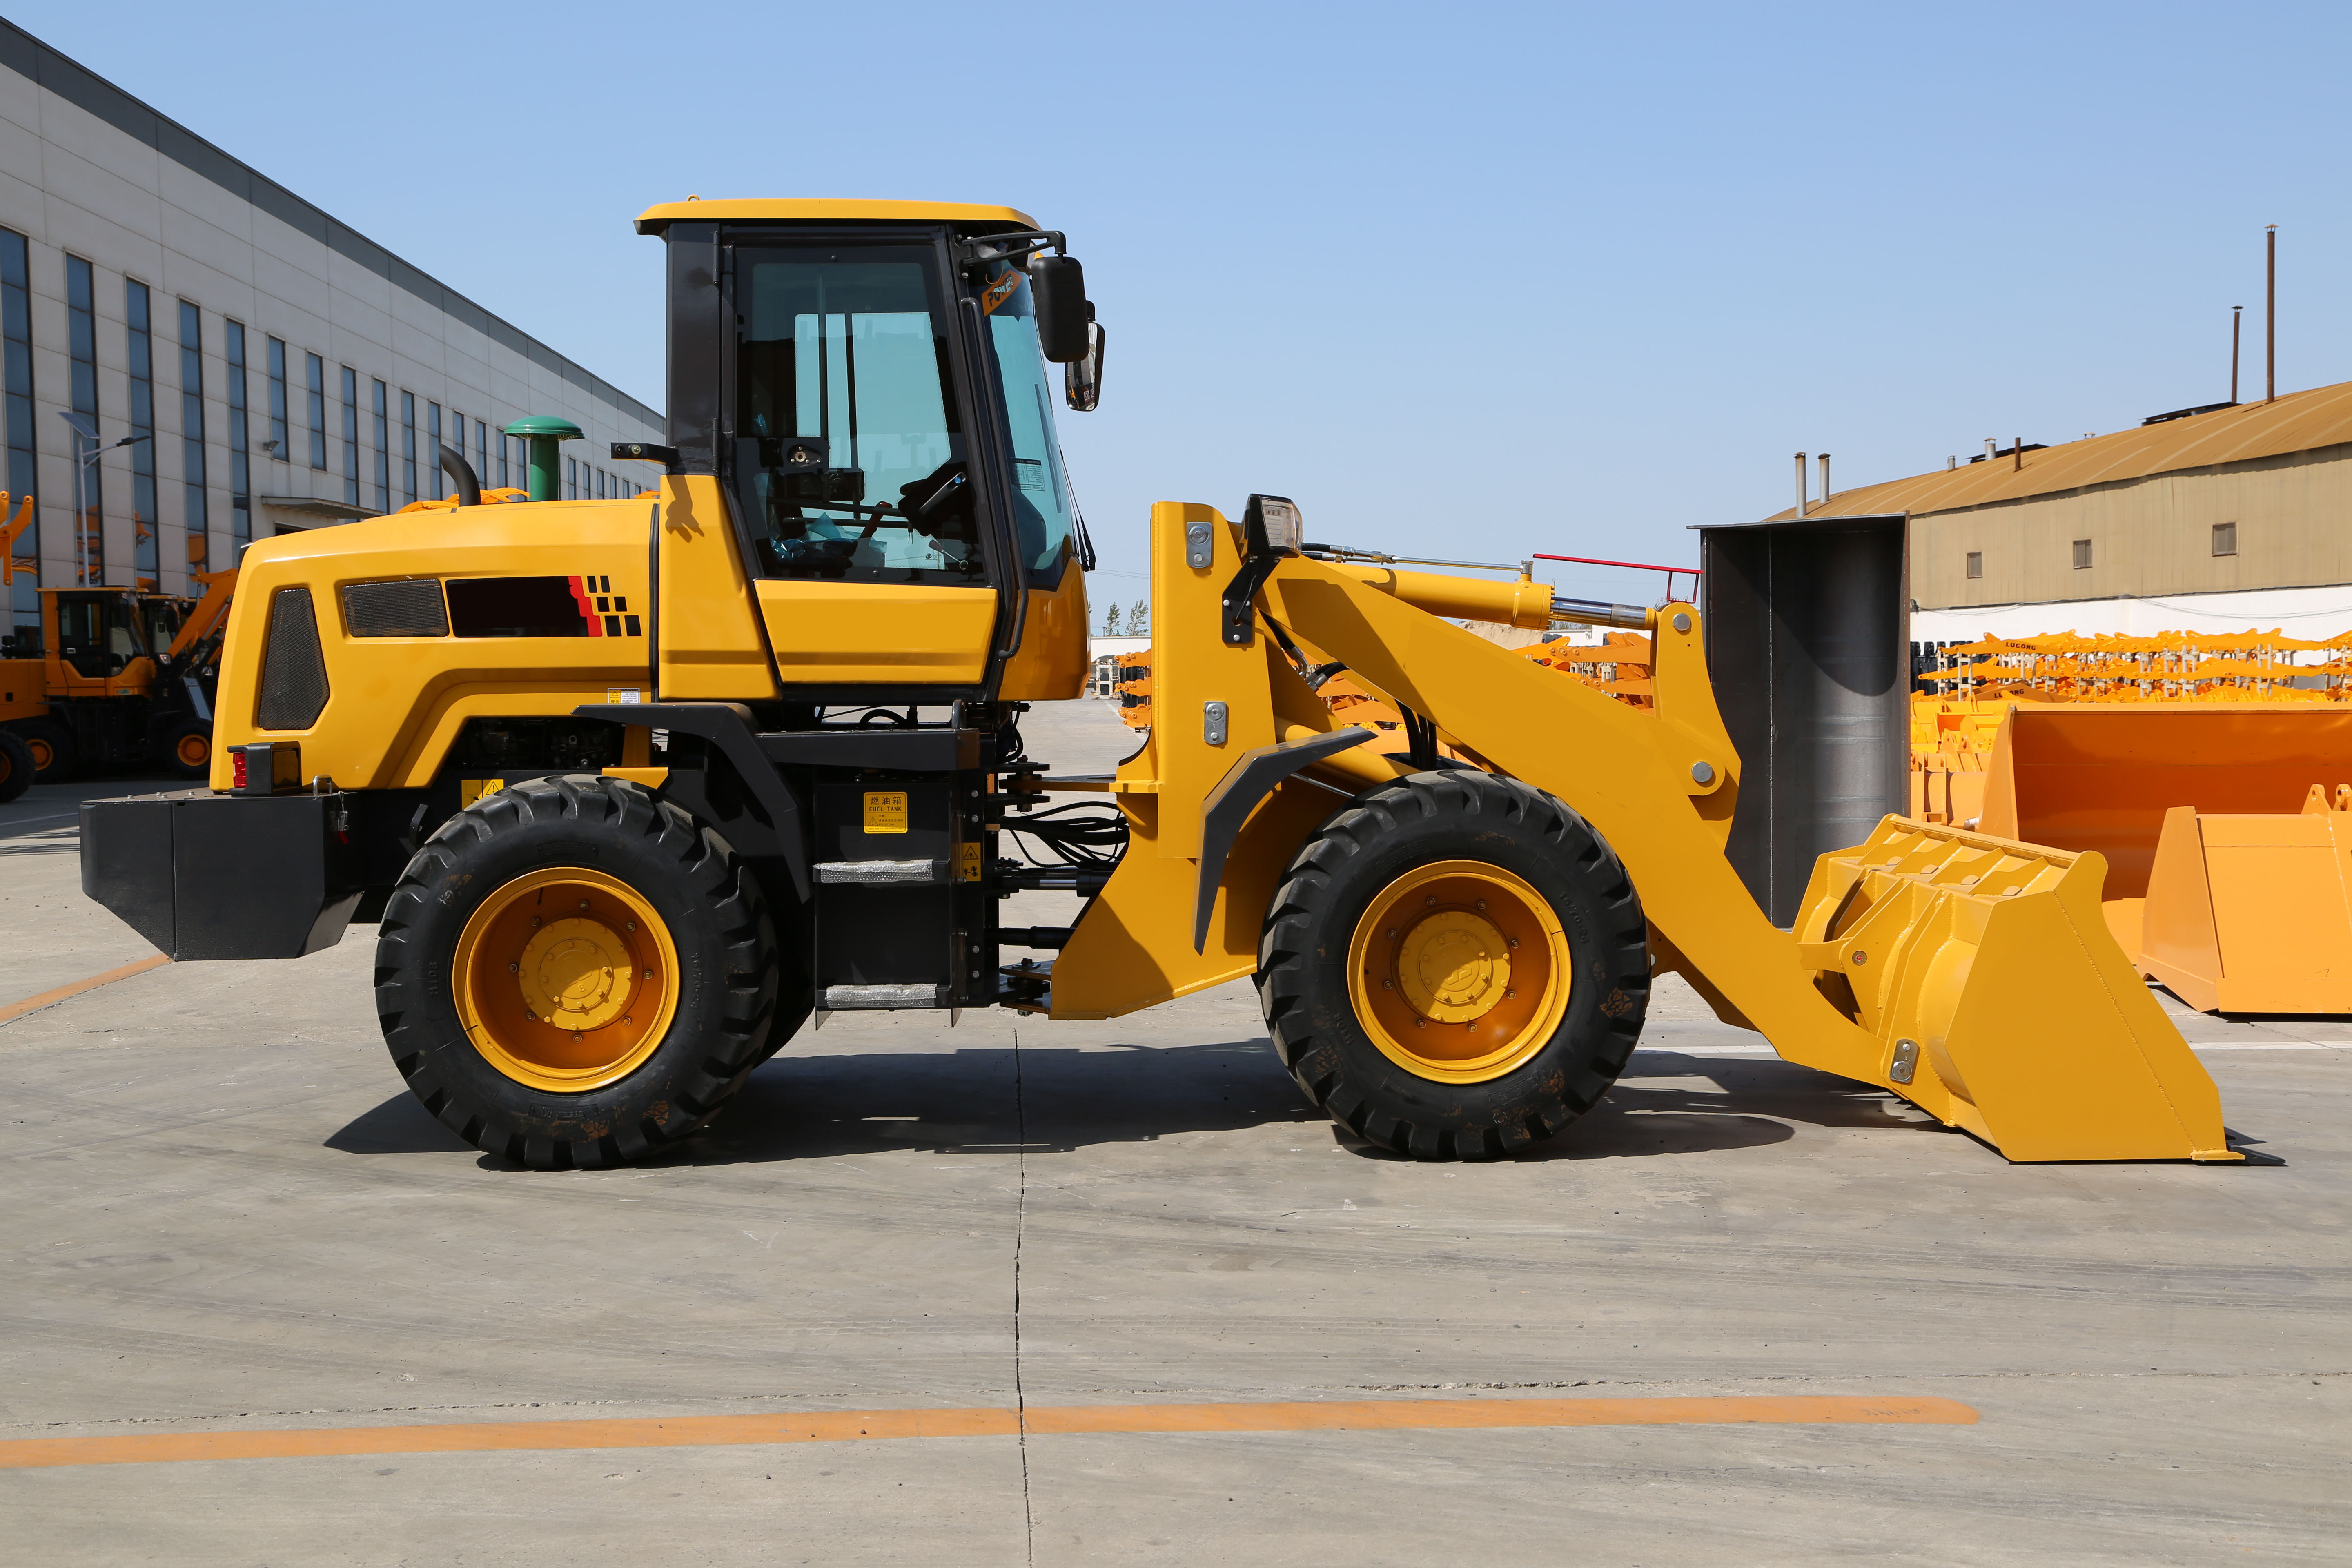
[0,20,664,652]
[1785,380,2352,637]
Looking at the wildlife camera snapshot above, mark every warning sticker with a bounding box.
[863,791,909,834]
[959,843,983,882]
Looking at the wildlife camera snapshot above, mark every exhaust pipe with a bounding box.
[1794,451,1808,516]
[438,443,482,508]
[1818,453,1831,513]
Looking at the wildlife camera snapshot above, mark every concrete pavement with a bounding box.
[0,697,2343,1564]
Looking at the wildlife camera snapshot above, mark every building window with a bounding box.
[426,403,441,497]
[1,227,37,640]
[2212,522,2238,557]
[477,420,488,492]
[401,392,417,505]
[370,380,390,513]
[451,412,464,468]
[340,365,359,510]
[566,455,577,499]
[266,336,289,462]
[2071,539,2092,570]
[65,256,100,584]
[178,301,207,570]
[593,467,605,500]
[305,353,327,470]
[1965,551,1982,580]
[497,431,511,489]
[125,281,158,584]
[224,321,250,549]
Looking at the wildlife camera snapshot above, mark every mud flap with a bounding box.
[1792,818,2240,1163]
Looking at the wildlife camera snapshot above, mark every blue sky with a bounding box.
[17,2,2350,604]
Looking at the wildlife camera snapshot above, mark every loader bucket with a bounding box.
[2139,786,2352,1015]
[1793,818,2239,1163]
[1978,705,2352,954]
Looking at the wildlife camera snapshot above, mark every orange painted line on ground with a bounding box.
[0,1395,1975,1470]
[0,953,170,1027]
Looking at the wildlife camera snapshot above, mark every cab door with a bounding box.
[726,238,1000,697]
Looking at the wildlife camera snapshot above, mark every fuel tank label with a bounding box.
[862,791,909,834]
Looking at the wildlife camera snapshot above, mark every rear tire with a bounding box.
[373,775,791,1170]
[19,718,73,783]
[1256,770,1650,1160]
[0,729,32,803]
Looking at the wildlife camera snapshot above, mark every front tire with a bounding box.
[0,729,32,803]
[374,775,788,1169]
[162,719,211,780]
[1256,771,1650,1160]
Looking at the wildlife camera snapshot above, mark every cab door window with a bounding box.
[733,248,982,586]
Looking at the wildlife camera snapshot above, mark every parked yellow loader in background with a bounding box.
[78,200,2237,1169]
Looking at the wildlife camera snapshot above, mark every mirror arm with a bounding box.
[953,229,1065,278]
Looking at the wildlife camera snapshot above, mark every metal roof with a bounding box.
[1770,379,2352,521]
[635,199,1040,235]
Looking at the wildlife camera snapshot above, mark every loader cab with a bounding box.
[48,588,154,684]
[637,200,1098,704]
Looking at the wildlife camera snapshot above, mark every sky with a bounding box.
[15,1,2351,606]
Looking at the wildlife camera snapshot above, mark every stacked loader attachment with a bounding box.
[1793,818,2238,1163]
[2138,784,2352,1014]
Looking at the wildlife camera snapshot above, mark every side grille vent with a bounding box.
[343,579,448,637]
[256,586,330,731]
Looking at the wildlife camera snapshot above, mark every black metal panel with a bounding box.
[811,780,958,991]
[665,223,723,474]
[78,791,362,960]
[1699,514,1908,928]
[79,794,178,954]
[761,728,982,772]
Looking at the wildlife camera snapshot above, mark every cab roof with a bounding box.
[635,198,1040,236]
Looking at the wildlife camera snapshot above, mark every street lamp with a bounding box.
[57,410,151,586]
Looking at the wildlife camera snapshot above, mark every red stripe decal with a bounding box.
[567,575,605,636]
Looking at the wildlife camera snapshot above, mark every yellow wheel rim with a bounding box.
[451,866,680,1093]
[27,736,53,771]
[176,732,209,768]
[1345,859,1572,1084]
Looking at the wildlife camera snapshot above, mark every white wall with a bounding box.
[0,51,662,607]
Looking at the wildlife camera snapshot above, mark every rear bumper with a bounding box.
[80,791,363,960]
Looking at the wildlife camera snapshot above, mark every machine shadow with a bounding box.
[322,1033,1934,1166]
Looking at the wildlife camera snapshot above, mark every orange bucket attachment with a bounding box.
[1793,818,2237,1163]
[2139,784,2352,1014]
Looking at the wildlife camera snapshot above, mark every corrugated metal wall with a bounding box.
[1912,443,2352,609]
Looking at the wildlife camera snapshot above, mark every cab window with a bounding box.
[733,248,982,586]
[975,263,1077,589]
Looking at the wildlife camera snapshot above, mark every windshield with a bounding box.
[977,263,1077,587]
[734,247,978,585]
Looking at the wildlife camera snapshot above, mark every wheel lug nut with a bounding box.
[625,921,635,932]
[579,900,590,911]
[1385,929,1398,940]
[509,961,520,973]
[530,915,541,927]
[643,968,654,980]
[572,1031,583,1042]
[1381,978,1393,989]
[1475,899,1486,911]
[1507,938,1519,949]
[1424,896,1436,906]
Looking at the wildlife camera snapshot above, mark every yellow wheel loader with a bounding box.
[78,200,2238,1169]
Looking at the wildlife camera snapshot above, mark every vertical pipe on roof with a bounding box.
[1794,452,1808,516]
[2231,305,2242,403]
[2265,225,2277,404]
[2013,437,2022,473]
[1818,453,1831,512]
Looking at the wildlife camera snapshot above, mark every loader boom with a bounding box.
[1057,504,2238,1163]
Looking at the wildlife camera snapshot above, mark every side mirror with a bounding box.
[1028,255,1091,362]
[1064,319,1105,412]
